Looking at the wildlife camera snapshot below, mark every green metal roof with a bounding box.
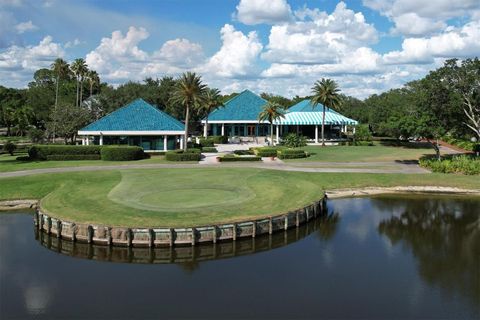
[80,98,185,132]
[276,111,358,125]
[207,90,267,121]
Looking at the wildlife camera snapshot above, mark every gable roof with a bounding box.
[207,89,267,121]
[275,111,358,126]
[80,98,184,132]
[288,99,339,114]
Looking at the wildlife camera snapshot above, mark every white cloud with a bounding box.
[85,26,149,79]
[391,13,446,36]
[234,0,292,25]
[363,0,479,36]
[153,38,204,67]
[15,20,37,34]
[201,24,263,78]
[262,2,378,64]
[383,20,480,64]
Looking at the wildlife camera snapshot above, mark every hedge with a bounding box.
[278,149,307,159]
[255,147,278,157]
[419,155,480,175]
[46,154,101,161]
[210,135,228,144]
[100,146,145,161]
[234,149,255,155]
[198,137,215,147]
[202,147,218,153]
[165,150,202,161]
[218,155,261,162]
[28,145,102,160]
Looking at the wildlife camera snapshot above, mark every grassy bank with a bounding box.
[1,168,478,227]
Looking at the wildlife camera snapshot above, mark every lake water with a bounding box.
[1,195,479,319]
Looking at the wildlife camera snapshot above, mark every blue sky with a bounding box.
[1,0,479,98]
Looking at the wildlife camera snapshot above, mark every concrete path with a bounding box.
[0,159,429,178]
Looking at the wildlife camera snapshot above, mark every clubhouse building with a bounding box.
[78,90,358,149]
[203,90,358,143]
[78,98,185,151]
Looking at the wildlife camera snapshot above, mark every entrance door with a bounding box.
[247,125,256,136]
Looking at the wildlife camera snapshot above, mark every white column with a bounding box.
[179,136,184,150]
[99,135,103,146]
[203,123,208,137]
[315,125,319,143]
[353,126,356,134]
[276,125,279,144]
[221,123,225,136]
[82,138,86,146]
[164,135,168,151]
[86,136,90,145]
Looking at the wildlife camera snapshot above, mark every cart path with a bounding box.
[0,160,429,178]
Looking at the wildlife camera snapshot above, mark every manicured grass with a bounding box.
[0,153,195,172]
[0,168,478,227]
[287,143,435,162]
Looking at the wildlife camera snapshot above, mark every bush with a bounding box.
[3,142,16,156]
[28,145,102,160]
[354,124,373,142]
[165,150,202,161]
[202,147,218,153]
[234,149,255,155]
[198,137,215,147]
[278,149,307,159]
[187,142,202,149]
[254,147,278,157]
[354,141,374,146]
[28,128,45,143]
[100,146,145,161]
[218,155,261,162]
[419,155,480,175]
[210,135,228,144]
[282,133,307,148]
[46,154,101,161]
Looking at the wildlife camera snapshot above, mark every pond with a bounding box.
[1,195,479,319]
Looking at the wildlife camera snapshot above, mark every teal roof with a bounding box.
[288,99,339,114]
[275,111,358,125]
[80,98,184,132]
[208,90,267,121]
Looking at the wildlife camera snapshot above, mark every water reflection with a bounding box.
[377,195,480,308]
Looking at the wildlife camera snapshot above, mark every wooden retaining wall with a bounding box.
[35,197,326,247]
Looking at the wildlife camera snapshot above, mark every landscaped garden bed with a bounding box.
[217,154,261,162]
[419,155,480,175]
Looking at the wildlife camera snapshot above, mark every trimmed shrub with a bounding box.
[218,155,261,162]
[234,149,255,155]
[354,124,373,142]
[202,147,218,153]
[28,145,102,160]
[278,149,307,159]
[46,154,101,161]
[419,155,480,175]
[165,150,202,161]
[254,147,278,157]
[282,133,307,148]
[100,146,145,161]
[210,135,228,144]
[199,137,215,147]
[3,142,16,156]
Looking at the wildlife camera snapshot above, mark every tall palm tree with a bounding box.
[311,78,342,146]
[86,70,100,97]
[202,88,224,138]
[70,58,88,107]
[50,58,69,141]
[170,72,206,150]
[258,101,285,146]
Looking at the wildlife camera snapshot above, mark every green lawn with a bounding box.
[0,153,194,172]
[1,168,478,227]
[288,143,435,162]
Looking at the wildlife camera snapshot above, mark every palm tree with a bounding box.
[170,72,206,150]
[50,58,69,141]
[311,78,342,146]
[86,70,100,97]
[258,101,285,146]
[202,88,224,138]
[70,58,88,107]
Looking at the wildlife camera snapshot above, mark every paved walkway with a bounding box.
[0,159,429,178]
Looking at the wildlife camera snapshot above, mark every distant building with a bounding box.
[78,99,185,151]
[202,90,358,143]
